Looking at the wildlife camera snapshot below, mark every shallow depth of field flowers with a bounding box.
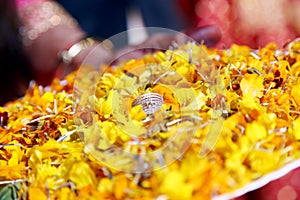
[1,39,300,200]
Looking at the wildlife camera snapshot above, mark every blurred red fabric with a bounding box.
[236,167,300,200]
[180,0,300,49]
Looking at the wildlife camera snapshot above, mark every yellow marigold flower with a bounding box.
[69,162,97,189]
[240,73,264,98]
[247,150,281,174]
[94,90,113,119]
[291,83,300,107]
[0,163,26,180]
[160,170,193,200]
[113,175,128,200]
[245,121,267,142]
[291,61,300,76]
[98,178,113,194]
[41,92,54,103]
[28,187,47,200]
[293,117,300,140]
[130,104,147,122]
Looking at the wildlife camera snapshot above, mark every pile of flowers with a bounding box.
[1,39,300,200]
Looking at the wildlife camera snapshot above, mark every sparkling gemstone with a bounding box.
[132,92,164,115]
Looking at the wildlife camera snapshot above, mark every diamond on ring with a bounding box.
[132,92,164,115]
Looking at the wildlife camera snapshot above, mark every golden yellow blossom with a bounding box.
[69,162,97,189]
[291,83,300,107]
[293,117,300,140]
[160,170,193,199]
[240,74,264,98]
[246,121,267,142]
[28,187,47,200]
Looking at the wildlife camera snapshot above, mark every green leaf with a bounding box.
[0,183,19,200]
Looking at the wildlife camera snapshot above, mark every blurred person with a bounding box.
[0,1,32,104]
[180,0,300,48]
[0,0,220,104]
[17,0,110,86]
[17,0,220,84]
[56,0,190,43]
